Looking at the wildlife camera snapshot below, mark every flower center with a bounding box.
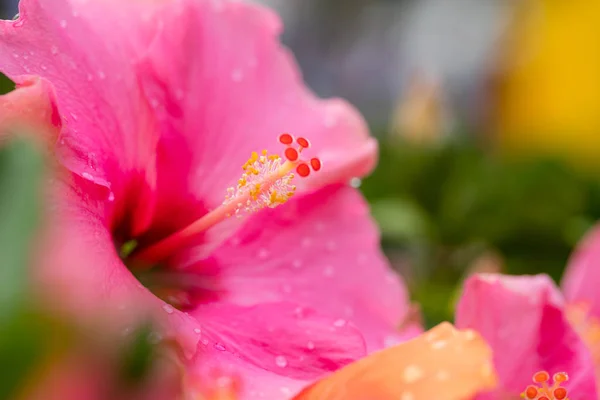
[115,134,321,309]
[131,133,321,262]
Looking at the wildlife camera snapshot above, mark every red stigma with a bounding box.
[296,137,310,149]
[284,147,299,162]
[296,163,310,177]
[279,133,294,145]
[533,371,550,383]
[525,386,538,399]
[310,157,322,171]
[553,388,567,400]
[522,371,570,400]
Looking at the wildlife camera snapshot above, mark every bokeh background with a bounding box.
[2,0,599,330]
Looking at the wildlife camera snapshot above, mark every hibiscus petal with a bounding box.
[184,185,415,352]
[456,273,598,398]
[188,301,367,400]
[0,75,60,140]
[292,322,497,400]
[0,0,161,234]
[135,0,376,238]
[562,223,600,317]
[37,179,203,358]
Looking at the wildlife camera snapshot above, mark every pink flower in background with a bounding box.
[0,0,417,398]
[455,225,600,399]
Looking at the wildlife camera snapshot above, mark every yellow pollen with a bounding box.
[223,147,298,215]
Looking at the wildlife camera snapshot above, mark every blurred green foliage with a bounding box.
[0,72,14,95]
[362,137,600,326]
[0,138,49,399]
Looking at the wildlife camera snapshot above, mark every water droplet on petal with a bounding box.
[214,343,226,351]
[323,265,335,277]
[59,20,67,28]
[275,355,288,368]
[350,177,362,188]
[108,192,115,202]
[307,341,315,350]
[12,13,19,21]
[162,304,174,314]
[231,68,243,82]
[193,328,201,334]
[257,248,269,259]
[333,319,347,327]
[41,65,47,71]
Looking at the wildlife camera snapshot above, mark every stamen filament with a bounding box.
[131,134,321,263]
[132,160,295,262]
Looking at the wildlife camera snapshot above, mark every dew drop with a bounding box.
[257,248,269,259]
[12,13,19,21]
[193,328,201,334]
[201,338,209,345]
[214,343,226,351]
[275,355,288,368]
[333,319,347,327]
[231,68,243,82]
[350,177,362,188]
[280,387,292,396]
[41,65,47,71]
[108,192,115,202]
[162,304,174,314]
[59,20,68,29]
[12,53,19,59]
[307,341,315,350]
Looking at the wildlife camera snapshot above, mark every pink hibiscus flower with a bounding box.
[0,0,417,398]
[455,224,600,399]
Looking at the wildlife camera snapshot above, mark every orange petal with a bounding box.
[0,75,61,142]
[293,322,498,400]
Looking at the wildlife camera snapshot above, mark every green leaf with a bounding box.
[0,138,44,320]
[0,72,15,95]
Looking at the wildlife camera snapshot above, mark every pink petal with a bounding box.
[0,0,161,234]
[183,185,414,352]
[562,224,600,317]
[456,274,598,398]
[188,301,367,400]
[136,0,376,240]
[37,179,203,358]
[0,75,61,139]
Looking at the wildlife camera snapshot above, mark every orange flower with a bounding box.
[292,322,497,400]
